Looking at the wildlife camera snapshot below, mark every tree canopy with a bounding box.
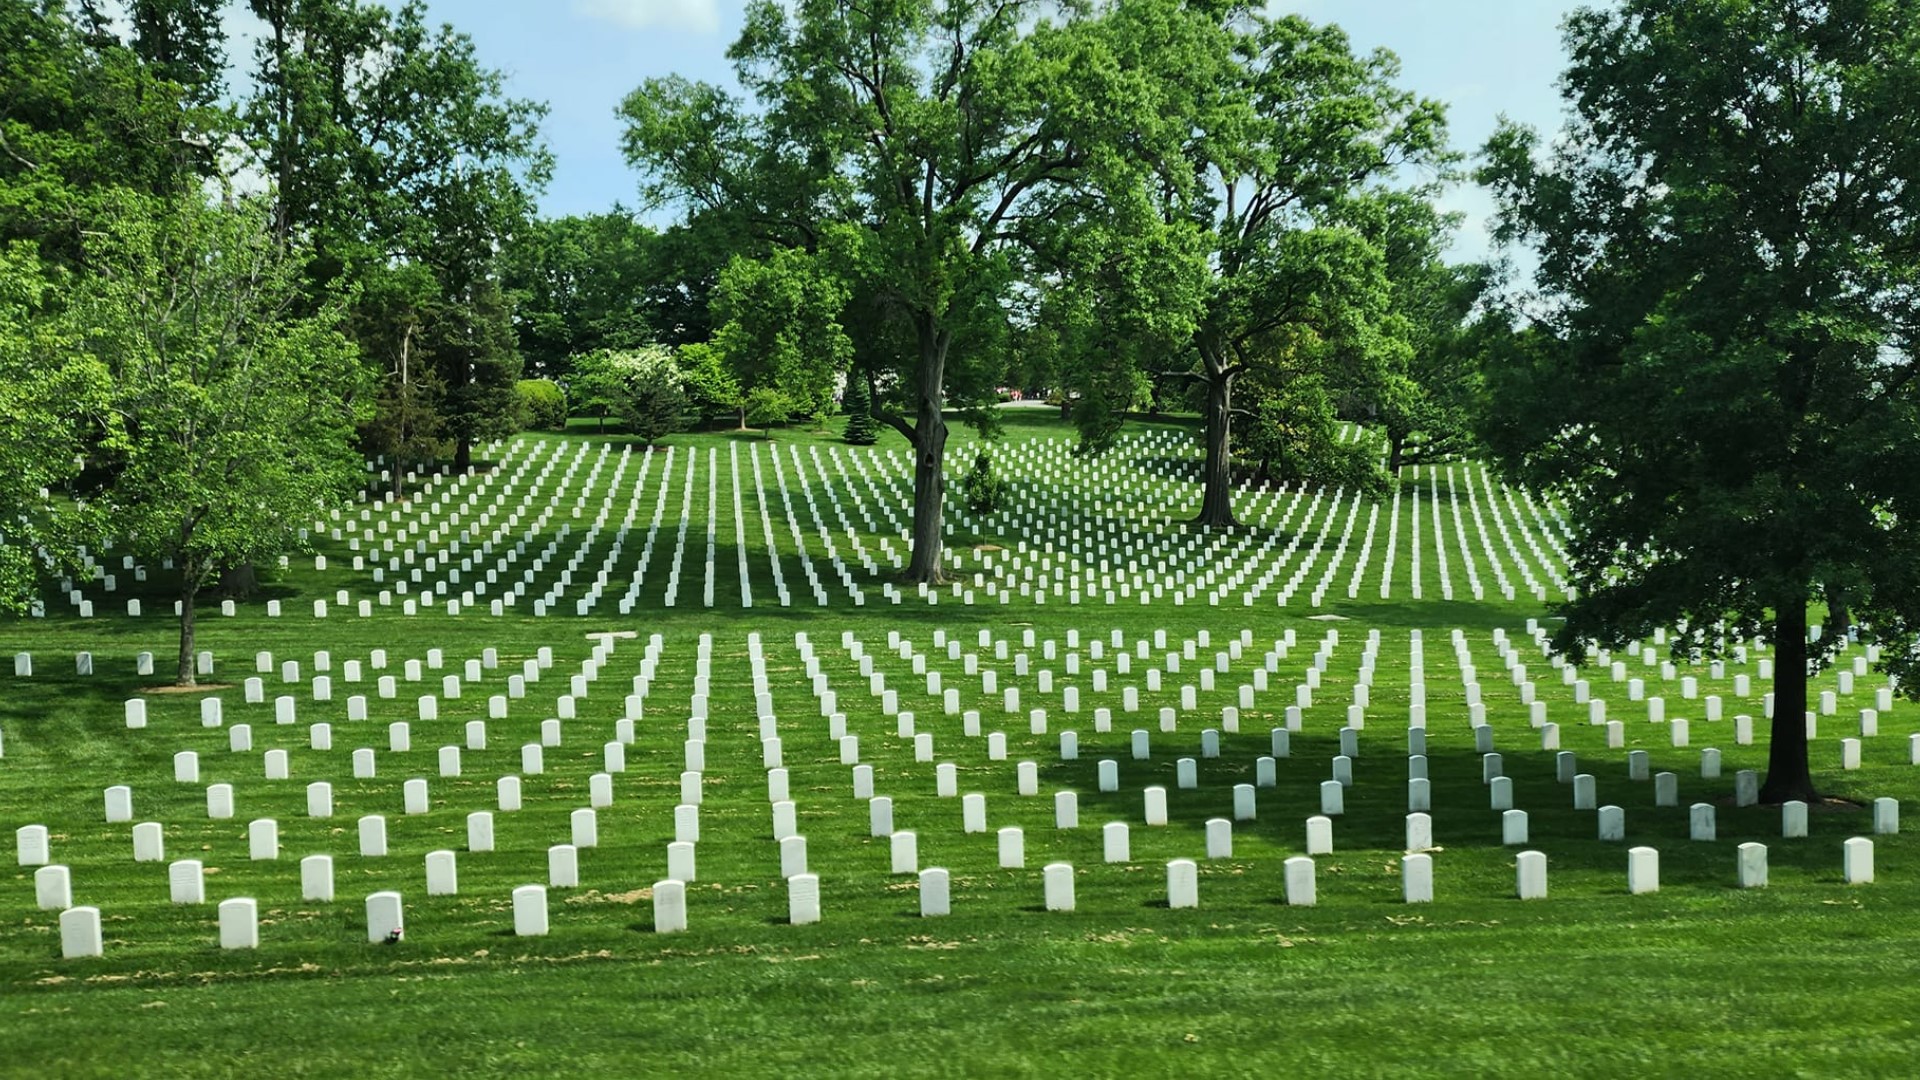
[1478,0,1920,802]
[1062,11,1450,525]
[621,0,1198,582]
[76,191,368,684]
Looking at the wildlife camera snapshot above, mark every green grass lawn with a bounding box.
[1,412,1911,1078]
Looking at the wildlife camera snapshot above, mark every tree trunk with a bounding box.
[176,573,198,689]
[905,326,951,584]
[1388,430,1406,476]
[1759,596,1816,803]
[218,560,257,598]
[1824,584,1852,642]
[454,437,472,473]
[1195,349,1239,528]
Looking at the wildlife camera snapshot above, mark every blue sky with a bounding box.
[242,0,1595,264]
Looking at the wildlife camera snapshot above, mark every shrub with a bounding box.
[961,452,1006,515]
[515,379,567,431]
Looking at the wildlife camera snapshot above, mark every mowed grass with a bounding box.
[2,412,1917,1078]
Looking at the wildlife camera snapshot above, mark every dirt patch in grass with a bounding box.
[141,683,236,695]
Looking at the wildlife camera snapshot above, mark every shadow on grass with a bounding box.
[1034,722,1871,888]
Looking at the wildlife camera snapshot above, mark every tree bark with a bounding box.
[1388,430,1406,476]
[905,324,951,584]
[176,568,198,689]
[218,561,257,598]
[454,437,472,473]
[1195,347,1239,528]
[1824,584,1852,642]
[1759,596,1817,803]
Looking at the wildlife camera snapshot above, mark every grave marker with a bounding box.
[365,891,404,944]
[61,906,103,959]
[35,865,71,910]
[302,855,335,902]
[219,897,259,949]
[514,885,550,936]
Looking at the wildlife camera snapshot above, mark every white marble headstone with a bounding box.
[548,844,579,888]
[788,873,821,925]
[514,884,550,936]
[35,864,71,910]
[1627,846,1658,894]
[219,897,259,949]
[365,890,404,943]
[60,906,102,959]
[1043,862,1075,911]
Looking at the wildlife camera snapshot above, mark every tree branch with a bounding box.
[872,407,919,448]
[0,129,38,171]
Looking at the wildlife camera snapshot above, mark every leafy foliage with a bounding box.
[841,375,879,446]
[1236,372,1385,497]
[499,210,657,379]
[571,347,688,444]
[515,379,568,431]
[244,0,549,469]
[72,192,369,683]
[674,340,743,425]
[960,452,1006,517]
[621,0,1193,580]
[0,241,110,612]
[1064,10,1449,524]
[710,247,850,432]
[1477,0,1920,800]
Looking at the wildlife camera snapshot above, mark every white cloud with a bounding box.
[572,0,722,34]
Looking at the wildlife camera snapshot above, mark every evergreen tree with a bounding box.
[841,376,879,446]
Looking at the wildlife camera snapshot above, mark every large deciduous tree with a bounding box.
[499,209,658,379]
[75,192,367,685]
[0,241,111,612]
[246,0,549,471]
[1352,194,1491,475]
[621,0,1185,582]
[1064,13,1448,523]
[709,247,851,434]
[1184,17,1446,525]
[1478,0,1920,802]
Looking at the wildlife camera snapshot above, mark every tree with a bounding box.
[567,348,622,434]
[841,375,879,445]
[1374,261,1493,474]
[1,0,218,263]
[1339,194,1491,475]
[245,0,549,471]
[1188,19,1445,525]
[709,247,851,434]
[1059,11,1443,522]
[0,241,111,612]
[621,0,1186,582]
[571,346,688,443]
[1477,0,1920,802]
[74,192,367,685]
[499,209,657,378]
[515,378,567,431]
[360,358,447,497]
[674,340,742,425]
